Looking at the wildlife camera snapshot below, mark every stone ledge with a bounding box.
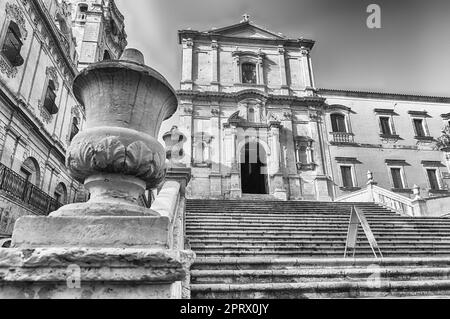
[0,248,195,299]
[0,248,195,283]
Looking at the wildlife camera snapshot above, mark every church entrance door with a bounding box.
[240,142,268,194]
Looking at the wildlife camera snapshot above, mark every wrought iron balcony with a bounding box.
[0,163,62,216]
[330,132,355,144]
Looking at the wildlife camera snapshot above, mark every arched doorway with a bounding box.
[240,141,268,194]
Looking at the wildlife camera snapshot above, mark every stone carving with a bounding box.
[37,100,54,124]
[437,125,450,151]
[53,48,177,217]
[46,66,60,91]
[6,3,28,40]
[68,136,165,189]
[0,57,18,78]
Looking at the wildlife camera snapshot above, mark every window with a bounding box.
[43,80,58,114]
[390,168,405,189]
[427,169,440,190]
[103,50,111,61]
[70,117,80,142]
[330,114,347,133]
[242,63,257,84]
[340,166,354,188]
[54,183,68,205]
[380,117,393,135]
[248,108,255,122]
[77,4,88,20]
[1,21,24,67]
[194,142,209,164]
[413,119,426,137]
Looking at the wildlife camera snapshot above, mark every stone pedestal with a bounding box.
[0,248,194,299]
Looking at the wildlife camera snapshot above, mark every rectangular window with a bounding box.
[413,119,426,137]
[390,168,404,189]
[380,117,392,135]
[427,169,440,190]
[340,166,354,188]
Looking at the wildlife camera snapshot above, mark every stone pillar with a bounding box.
[210,40,219,92]
[269,122,287,200]
[0,49,195,299]
[310,111,332,201]
[278,46,289,95]
[209,106,222,198]
[257,55,264,85]
[179,103,194,167]
[411,184,428,217]
[226,125,241,199]
[181,38,194,90]
[300,47,313,92]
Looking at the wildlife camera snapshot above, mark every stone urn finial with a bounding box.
[163,126,187,168]
[55,48,178,217]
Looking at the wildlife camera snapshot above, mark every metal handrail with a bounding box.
[0,163,62,215]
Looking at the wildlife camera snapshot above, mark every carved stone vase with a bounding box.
[55,48,178,217]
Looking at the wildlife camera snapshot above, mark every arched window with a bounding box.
[20,157,40,186]
[70,117,79,142]
[1,21,24,67]
[103,50,111,61]
[330,113,348,133]
[242,63,257,84]
[54,183,68,205]
[43,80,58,114]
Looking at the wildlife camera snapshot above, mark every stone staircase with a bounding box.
[186,200,450,298]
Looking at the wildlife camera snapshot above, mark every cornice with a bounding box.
[319,88,450,104]
[27,0,78,79]
[178,30,315,49]
[176,90,326,106]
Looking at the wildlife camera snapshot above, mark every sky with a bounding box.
[114,0,450,137]
[115,0,450,96]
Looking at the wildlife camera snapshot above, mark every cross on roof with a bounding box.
[241,13,250,22]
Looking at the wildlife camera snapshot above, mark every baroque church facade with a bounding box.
[175,16,450,202]
[0,0,126,236]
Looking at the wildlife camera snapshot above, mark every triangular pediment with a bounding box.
[208,22,285,40]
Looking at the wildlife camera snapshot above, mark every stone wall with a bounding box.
[0,192,37,235]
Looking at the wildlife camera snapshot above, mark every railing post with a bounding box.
[411,185,428,217]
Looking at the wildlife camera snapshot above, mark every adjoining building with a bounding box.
[0,0,127,236]
[175,16,450,207]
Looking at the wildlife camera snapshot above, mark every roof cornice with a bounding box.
[319,88,450,104]
[178,30,315,49]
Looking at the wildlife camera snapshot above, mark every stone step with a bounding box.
[187,221,450,229]
[191,266,450,284]
[193,250,450,257]
[190,244,450,251]
[190,279,450,299]
[186,226,450,233]
[188,235,450,241]
[190,239,450,246]
[192,257,450,269]
[186,230,450,237]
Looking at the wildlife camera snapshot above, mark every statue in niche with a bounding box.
[242,63,257,84]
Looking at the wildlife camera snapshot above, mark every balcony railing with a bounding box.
[0,163,62,215]
[330,132,355,144]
